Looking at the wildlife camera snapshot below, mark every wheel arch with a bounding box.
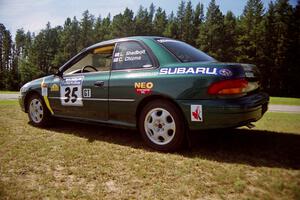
[24,90,42,113]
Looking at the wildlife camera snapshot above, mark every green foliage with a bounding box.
[134,6,153,36]
[79,10,95,49]
[163,11,178,38]
[192,3,204,46]
[223,11,238,62]
[197,0,225,59]
[153,7,167,36]
[237,0,265,64]
[0,0,299,96]
[18,58,41,84]
[112,8,135,38]
[176,1,186,40]
[182,1,194,44]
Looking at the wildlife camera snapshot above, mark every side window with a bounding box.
[64,45,114,75]
[112,41,152,70]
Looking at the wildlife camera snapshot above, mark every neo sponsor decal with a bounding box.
[191,105,203,122]
[134,82,153,95]
[159,67,217,75]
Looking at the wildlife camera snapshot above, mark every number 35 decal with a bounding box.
[64,86,78,103]
[60,76,83,106]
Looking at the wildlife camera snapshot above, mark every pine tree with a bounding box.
[182,0,193,44]
[192,3,204,46]
[134,6,152,35]
[79,10,95,49]
[0,24,5,88]
[15,29,26,57]
[17,31,35,85]
[2,28,12,72]
[0,24,13,89]
[272,0,294,96]
[164,11,178,38]
[237,0,265,64]
[12,29,27,88]
[112,8,135,37]
[289,0,300,96]
[149,3,155,23]
[197,0,225,60]
[263,1,277,93]
[177,1,186,40]
[100,14,112,41]
[94,15,103,42]
[153,7,167,36]
[148,3,155,34]
[223,11,238,61]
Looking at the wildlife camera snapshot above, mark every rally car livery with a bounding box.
[19,36,269,151]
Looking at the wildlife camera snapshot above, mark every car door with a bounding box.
[48,45,115,121]
[108,40,157,125]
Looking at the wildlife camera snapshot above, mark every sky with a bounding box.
[0,0,298,38]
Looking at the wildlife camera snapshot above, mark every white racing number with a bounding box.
[60,76,83,106]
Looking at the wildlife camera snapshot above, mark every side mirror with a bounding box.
[49,66,59,74]
[49,66,62,77]
[55,70,63,77]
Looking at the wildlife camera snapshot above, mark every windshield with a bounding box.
[156,39,216,63]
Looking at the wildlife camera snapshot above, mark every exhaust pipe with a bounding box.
[246,123,255,129]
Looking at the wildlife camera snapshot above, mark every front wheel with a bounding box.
[138,100,186,151]
[27,94,51,127]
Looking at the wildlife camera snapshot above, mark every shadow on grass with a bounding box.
[44,120,300,169]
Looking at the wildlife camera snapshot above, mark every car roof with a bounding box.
[86,36,165,50]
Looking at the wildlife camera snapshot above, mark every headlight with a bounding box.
[20,82,31,93]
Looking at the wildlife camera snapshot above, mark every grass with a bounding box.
[0,103,300,199]
[253,112,300,133]
[270,96,300,106]
[0,100,19,105]
[0,90,19,94]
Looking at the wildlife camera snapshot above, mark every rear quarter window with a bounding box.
[112,41,153,70]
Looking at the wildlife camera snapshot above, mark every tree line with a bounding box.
[0,0,299,97]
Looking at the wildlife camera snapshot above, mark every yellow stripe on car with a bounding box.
[41,78,54,115]
[43,96,54,115]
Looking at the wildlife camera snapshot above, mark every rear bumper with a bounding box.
[176,92,269,130]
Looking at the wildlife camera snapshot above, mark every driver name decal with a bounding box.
[113,49,146,63]
[60,76,84,106]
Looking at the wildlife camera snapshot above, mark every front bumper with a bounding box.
[177,92,269,130]
[19,92,26,112]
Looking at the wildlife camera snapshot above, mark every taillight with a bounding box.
[208,79,258,95]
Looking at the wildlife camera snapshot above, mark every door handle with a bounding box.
[94,81,104,87]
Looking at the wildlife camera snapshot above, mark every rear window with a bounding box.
[156,39,215,63]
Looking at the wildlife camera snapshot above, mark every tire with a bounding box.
[138,100,186,151]
[27,94,52,127]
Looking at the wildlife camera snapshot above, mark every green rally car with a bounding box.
[19,36,269,151]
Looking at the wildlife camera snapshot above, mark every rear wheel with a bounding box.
[139,100,186,151]
[27,94,51,127]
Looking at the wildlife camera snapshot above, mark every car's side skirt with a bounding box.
[52,114,137,129]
